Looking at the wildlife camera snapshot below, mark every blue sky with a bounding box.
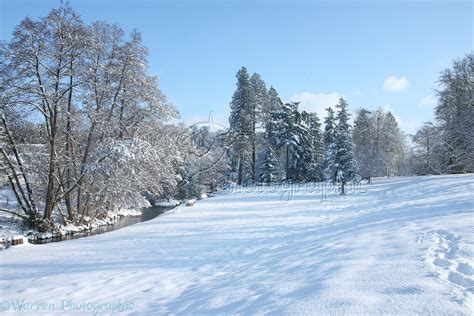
[1,0,472,134]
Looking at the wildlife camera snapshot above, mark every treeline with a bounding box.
[226,53,473,188]
[226,67,408,190]
[411,53,473,175]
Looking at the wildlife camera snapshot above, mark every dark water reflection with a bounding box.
[29,205,174,245]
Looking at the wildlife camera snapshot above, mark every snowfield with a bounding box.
[0,175,473,315]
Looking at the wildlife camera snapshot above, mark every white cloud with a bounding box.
[291,92,341,116]
[382,76,410,92]
[418,95,437,108]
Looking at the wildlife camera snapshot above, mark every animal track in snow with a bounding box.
[427,230,474,292]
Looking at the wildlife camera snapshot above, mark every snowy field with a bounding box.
[0,175,473,315]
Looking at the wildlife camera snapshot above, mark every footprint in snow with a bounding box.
[426,229,474,295]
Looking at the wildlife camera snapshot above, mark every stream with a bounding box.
[2,205,174,247]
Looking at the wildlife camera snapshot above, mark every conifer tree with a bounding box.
[323,107,337,183]
[259,86,283,182]
[250,73,271,127]
[250,73,270,181]
[333,98,358,194]
[228,66,256,185]
[274,102,300,180]
[305,112,324,180]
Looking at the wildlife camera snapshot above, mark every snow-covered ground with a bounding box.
[0,175,473,315]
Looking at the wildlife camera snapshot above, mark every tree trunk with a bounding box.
[64,60,74,221]
[252,143,256,182]
[43,124,57,220]
[237,158,243,186]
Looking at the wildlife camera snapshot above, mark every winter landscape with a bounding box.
[1,1,473,315]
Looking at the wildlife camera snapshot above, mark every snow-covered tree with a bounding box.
[412,124,444,175]
[258,86,283,182]
[273,102,301,180]
[259,146,279,183]
[353,108,376,182]
[353,107,407,181]
[292,111,323,181]
[0,4,178,230]
[288,109,310,181]
[379,111,405,176]
[304,112,324,180]
[175,125,229,199]
[435,53,474,173]
[228,66,256,185]
[250,73,271,127]
[250,73,270,181]
[322,107,337,183]
[333,98,358,194]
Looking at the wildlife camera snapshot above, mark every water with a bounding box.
[22,205,174,245]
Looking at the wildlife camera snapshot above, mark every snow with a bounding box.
[0,187,24,243]
[154,199,181,207]
[0,175,473,314]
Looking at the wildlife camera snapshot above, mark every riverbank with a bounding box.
[0,204,177,249]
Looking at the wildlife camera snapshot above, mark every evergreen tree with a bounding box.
[259,146,279,183]
[249,73,269,181]
[259,86,283,182]
[228,66,256,185]
[333,98,358,194]
[323,107,337,183]
[290,109,310,181]
[274,102,300,180]
[293,111,322,181]
[250,73,271,127]
[305,112,324,180]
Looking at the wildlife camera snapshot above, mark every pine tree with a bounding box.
[249,73,269,181]
[292,111,322,181]
[333,98,358,194]
[228,66,256,185]
[290,109,310,181]
[305,112,324,180]
[260,146,279,183]
[250,73,271,127]
[259,86,283,182]
[274,102,300,180]
[323,107,337,183]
